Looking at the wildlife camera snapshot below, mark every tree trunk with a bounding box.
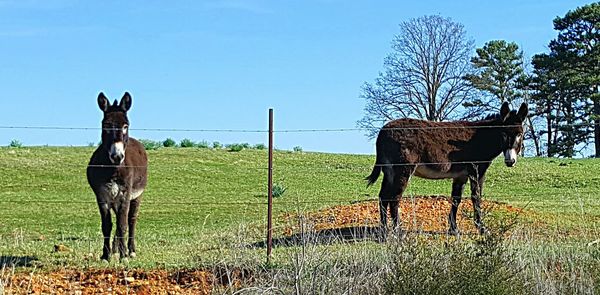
[547,103,553,157]
[595,99,600,158]
[526,116,541,157]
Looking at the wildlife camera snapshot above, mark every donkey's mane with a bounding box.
[482,113,500,121]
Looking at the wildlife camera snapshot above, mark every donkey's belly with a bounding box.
[414,166,467,179]
[105,182,144,200]
[129,189,144,200]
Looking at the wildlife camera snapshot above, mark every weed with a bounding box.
[8,140,22,148]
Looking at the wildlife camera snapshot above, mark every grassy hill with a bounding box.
[1,146,600,271]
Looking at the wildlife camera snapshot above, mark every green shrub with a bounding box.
[240,143,251,149]
[9,140,22,148]
[293,146,303,152]
[383,219,528,295]
[213,141,223,149]
[163,138,176,147]
[254,143,266,150]
[139,139,161,150]
[227,143,244,152]
[197,140,209,149]
[180,138,196,148]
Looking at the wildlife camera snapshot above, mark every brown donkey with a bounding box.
[87,92,148,261]
[366,102,528,235]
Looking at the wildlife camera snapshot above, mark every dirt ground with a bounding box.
[3,267,256,295]
[283,195,525,235]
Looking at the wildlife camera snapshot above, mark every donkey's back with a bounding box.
[367,118,477,185]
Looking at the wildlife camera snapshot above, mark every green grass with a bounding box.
[1,147,600,272]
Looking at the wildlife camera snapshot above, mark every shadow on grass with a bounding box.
[251,226,457,248]
[0,256,38,267]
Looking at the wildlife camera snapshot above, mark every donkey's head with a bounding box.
[498,102,528,167]
[97,92,132,165]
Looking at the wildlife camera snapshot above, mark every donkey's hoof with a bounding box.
[478,227,489,235]
[100,254,111,262]
[120,257,129,263]
[448,228,460,236]
[376,228,388,243]
[129,252,136,258]
[101,258,110,264]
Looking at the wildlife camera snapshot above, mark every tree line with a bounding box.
[359,2,600,158]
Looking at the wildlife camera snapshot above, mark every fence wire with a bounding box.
[2,121,600,266]
[1,122,599,133]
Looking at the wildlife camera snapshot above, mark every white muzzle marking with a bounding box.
[504,148,517,166]
[110,142,125,164]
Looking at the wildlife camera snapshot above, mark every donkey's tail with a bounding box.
[365,163,381,187]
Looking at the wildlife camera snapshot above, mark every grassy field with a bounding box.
[2,146,600,293]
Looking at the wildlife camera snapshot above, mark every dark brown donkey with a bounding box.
[366,102,528,235]
[87,92,148,261]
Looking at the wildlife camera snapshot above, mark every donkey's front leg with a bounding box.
[128,197,141,258]
[448,177,467,235]
[470,175,487,234]
[98,202,113,261]
[115,199,130,260]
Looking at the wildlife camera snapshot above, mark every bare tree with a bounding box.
[358,15,475,137]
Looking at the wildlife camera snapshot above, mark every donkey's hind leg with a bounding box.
[377,165,395,240]
[128,196,142,258]
[448,176,467,235]
[389,166,414,231]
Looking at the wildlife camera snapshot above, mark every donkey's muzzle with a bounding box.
[503,149,517,167]
[109,142,125,164]
[110,153,124,164]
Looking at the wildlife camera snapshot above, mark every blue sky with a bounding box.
[0,0,593,154]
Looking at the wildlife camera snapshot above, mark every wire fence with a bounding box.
[1,121,600,132]
[2,118,600,265]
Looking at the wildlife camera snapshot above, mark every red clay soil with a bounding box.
[4,268,249,295]
[283,195,525,235]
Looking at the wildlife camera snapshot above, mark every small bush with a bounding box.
[240,143,251,149]
[383,218,528,295]
[180,138,196,148]
[87,142,96,147]
[163,138,176,147]
[9,140,22,148]
[139,139,161,150]
[213,141,223,149]
[197,140,210,149]
[254,143,266,150]
[272,183,287,198]
[227,143,244,152]
[293,146,303,152]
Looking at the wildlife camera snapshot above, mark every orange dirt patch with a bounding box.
[283,195,525,235]
[4,268,250,295]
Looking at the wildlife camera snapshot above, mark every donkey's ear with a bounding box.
[500,101,510,121]
[517,103,528,122]
[97,92,109,112]
[119,92,132,112]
